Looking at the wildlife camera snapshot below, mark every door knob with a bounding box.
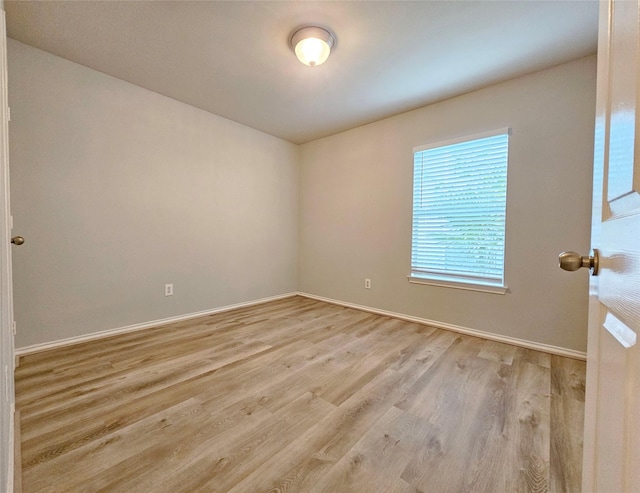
[11,236,24,246]
[559,249,599,275]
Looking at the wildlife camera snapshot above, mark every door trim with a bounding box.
[0,8,15,493]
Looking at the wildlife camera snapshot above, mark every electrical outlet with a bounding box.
[364,278,371,289]
[165,283,173,296]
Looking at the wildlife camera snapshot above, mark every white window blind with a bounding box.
[410,129,509,289]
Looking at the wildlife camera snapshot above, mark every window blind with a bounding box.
[411,130,509,287]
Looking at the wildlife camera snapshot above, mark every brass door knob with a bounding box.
[11,236,24,246]
[559,249,599,275]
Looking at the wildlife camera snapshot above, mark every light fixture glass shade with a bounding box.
[290,26,335,67]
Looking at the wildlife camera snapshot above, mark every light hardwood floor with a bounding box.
[15,296,585,492]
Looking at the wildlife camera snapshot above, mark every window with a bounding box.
[409,128,510,294]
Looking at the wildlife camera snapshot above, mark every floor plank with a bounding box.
[15,296,585,492]
[550,356,586,493]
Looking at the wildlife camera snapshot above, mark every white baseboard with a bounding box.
[15,292,298,356]
[297,292,587,361]
[15,290,586,361]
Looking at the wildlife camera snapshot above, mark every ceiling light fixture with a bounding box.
[290,26,335,67]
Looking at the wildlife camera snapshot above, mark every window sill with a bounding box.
[407,275,508,295]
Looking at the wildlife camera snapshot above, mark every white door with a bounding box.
[578,0,640,491]
[0,7,15,493]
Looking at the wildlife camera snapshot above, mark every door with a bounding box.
[0,7,15,493]
[580,0,640,491]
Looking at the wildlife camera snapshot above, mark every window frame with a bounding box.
[408,128,510,295]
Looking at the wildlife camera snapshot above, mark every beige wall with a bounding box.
[8,40,299,348]
[8,38,596,353]
[298,56,596,352]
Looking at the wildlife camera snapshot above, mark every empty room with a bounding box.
[0,0,639,492]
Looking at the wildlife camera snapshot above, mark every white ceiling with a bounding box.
[5,1,598,144]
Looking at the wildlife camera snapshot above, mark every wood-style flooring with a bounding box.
[15,296,585,492]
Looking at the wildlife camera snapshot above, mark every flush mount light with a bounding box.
[289,26,335,67]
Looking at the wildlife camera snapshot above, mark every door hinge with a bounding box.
[7,106,10,122]
[12,321,16,335]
